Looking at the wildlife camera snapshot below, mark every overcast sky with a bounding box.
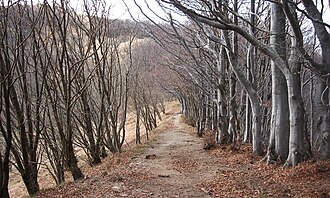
[5,0,330,27]
[84,0,330,25]
[66,0,168,21]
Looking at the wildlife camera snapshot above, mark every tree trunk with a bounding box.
[301,0,330,159]
[228,70,238,143]
[217,86,229,144]
[228,0,239,145]
[243,94,252,143]
[0,83,13,198]
[66,139,84,180]
[217,47,229,144]
[22,168,39,197]
[284,29,309,167]
[284,73,308,166]
[82,92,101,165]
[314,76,330,159]
[136,106,141,144]
[244,0,255,144]
[266,2,289,163]
[197,95,206,137]
[224,45,262,155]
[251,101,262,155]
[0,150,11,198]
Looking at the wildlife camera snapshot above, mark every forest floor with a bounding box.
[12,101,330,197]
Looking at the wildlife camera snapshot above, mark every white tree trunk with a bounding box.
[266,2,289,163]
[284,28,309,167]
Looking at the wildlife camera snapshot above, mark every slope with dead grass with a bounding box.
[8,101,181,198]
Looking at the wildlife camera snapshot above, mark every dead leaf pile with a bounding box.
[172,158,201,172]
[198,145,330,198]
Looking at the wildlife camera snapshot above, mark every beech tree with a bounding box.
[142,0,330,164]
[266,2,289,162]
[298,0,330,159]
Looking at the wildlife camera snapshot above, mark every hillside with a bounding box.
[8,101,178,197]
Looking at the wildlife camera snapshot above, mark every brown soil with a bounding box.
[15,101,330,197]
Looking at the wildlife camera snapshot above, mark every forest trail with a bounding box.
[38,105,220,198]
[121,113,218,197]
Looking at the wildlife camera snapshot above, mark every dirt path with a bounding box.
[123,113,218,197]
[38,110,219,198]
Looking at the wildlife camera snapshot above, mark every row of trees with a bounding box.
[137,0,329,166]
[1,0,329,196]
[0,1,165,197]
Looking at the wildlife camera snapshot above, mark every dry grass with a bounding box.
[8,100,180,198]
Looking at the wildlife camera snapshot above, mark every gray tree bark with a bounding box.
[301,0,330,159]
[217,47,229,144]
[228,0,239,144]
[266,2,289,163]
[284,24,309,167]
